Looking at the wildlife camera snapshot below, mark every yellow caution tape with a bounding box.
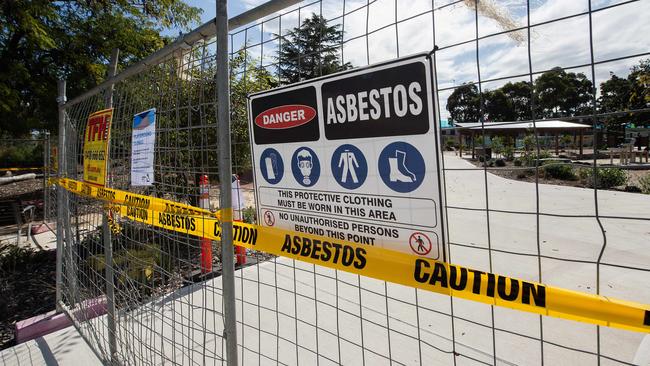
[54,178,650,334]
[51,177,219,220]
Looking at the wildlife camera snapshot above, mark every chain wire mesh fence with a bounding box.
[56,0,650,365]
[0,136,56,238]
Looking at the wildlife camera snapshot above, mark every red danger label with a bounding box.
[254,105,316,129]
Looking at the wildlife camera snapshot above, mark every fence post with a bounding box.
[55,80,66,312]
[103,47,120,362]
[216,0,238,364]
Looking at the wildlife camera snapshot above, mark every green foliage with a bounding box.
[0,0,202,137]
[500,81,532,120]
[491,135,504,157]
[495,158,506,167]
[580,167,628,189]
[534,67,593,118]
[0,143,43,168]
[277,14,351,83]
[522,134,536,152]
[637,173,650,194]
[513,158,522,167]
[242,207,257,224]
[542,162,576,180]
[503,145,514,161]
[230,49,278,172]
[484,89,515,121]
[599,58,650,128]
[447,83,480,123]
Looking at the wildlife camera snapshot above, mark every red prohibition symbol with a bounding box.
[409,232,432,256]
[263,210,275,227]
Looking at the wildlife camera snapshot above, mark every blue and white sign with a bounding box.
[291,146,320,187]
[378,141,425,193]
[260,148,284,185]
[131,108,156,186]
[331,144,367,190]
[249,54,445,261]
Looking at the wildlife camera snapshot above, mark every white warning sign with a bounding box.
[248,54,446,260]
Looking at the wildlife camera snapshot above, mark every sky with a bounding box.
[167,0,650,120]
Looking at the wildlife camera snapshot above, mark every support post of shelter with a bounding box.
[216,1,238,365]
[103,47,119,362]
[55,80,66,313]
[555,133,559,155]
[471,131,475,160]
[579,129,584,158]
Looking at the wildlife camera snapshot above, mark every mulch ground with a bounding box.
[0,177,55,351]
[0,245,57,350]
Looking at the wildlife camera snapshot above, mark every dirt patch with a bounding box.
[0,177,46,221]
[0,244,56,350]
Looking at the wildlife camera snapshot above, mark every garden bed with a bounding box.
[466,157,650,193]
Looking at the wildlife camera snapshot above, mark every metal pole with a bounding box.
[216,1,238,364]
[103,47,119,362]
[55,80,66,312]
[43,132,50,223]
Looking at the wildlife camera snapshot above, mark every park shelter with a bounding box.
[454,120,591,158]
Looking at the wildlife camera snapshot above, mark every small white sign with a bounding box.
[131,108,156,186]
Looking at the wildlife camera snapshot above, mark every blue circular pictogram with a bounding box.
[378,141,425,193]
[291,146,320,187]
[260,148,284,184]
[331,144,368,190]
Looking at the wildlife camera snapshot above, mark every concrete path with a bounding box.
[0,325,100,366]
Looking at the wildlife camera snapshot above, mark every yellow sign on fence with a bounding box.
[83,108,113,186]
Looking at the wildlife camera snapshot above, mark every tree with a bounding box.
[501,81,532,120]
[534,67,593,118]
[277,14,351,83]
[598,74,632,128]
[230,50,278,172]
[628,59,650,125]
[447,83,481,123]
[0,0,201,137]
[483,89,515,122]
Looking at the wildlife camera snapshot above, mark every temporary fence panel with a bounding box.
[55,0,650,365]
[0,136,56,226]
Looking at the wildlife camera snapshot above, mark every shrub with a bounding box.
[444,139,457,151]
[542,162,576,180]
[503,145,514,161]
[639,173,650,194]
[491,136,504,157]
[522,150,552,167]
[242,206,257,223]
[514,159,522,167]
[495,158,506,167]
[580,167,628,189]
